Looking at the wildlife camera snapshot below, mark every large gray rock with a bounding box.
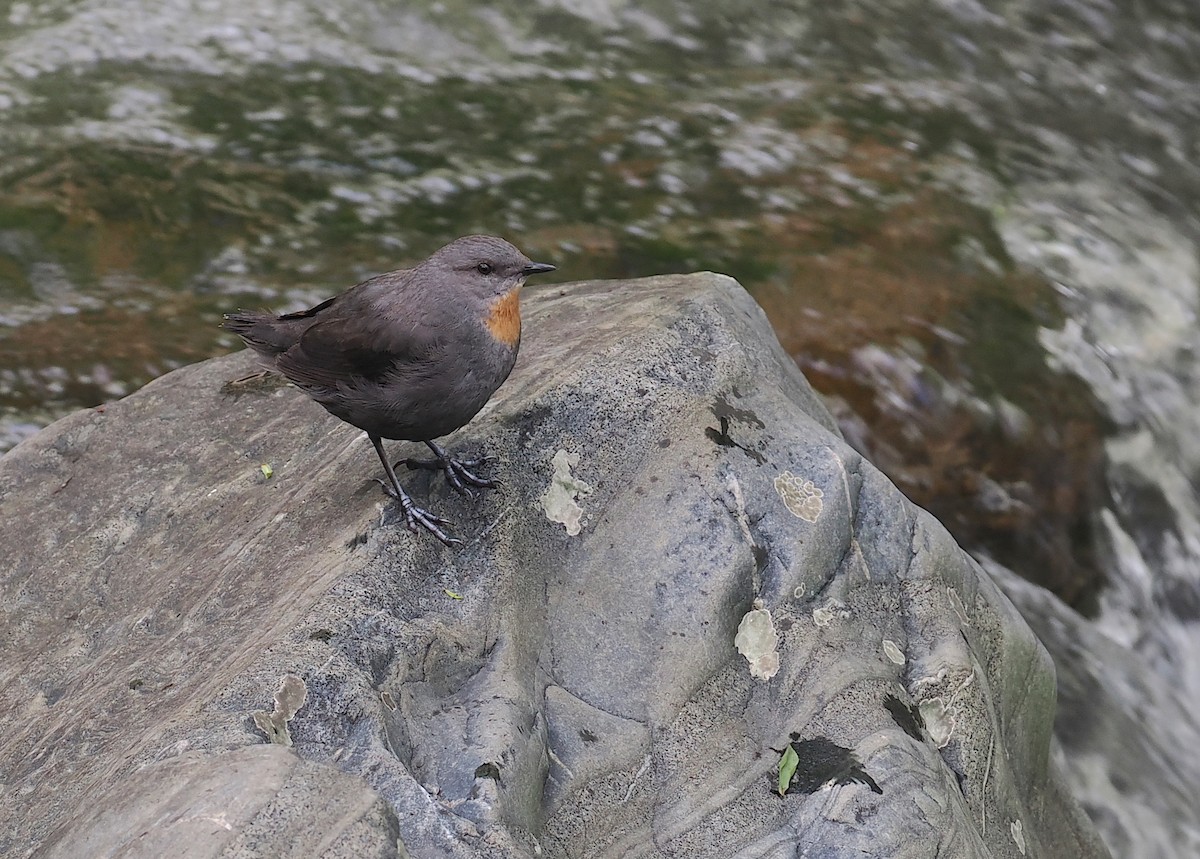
[0,274,1107,857]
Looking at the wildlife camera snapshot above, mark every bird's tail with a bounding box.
[222,310,300,359]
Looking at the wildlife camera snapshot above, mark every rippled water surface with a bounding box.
[3,1,1199,854]
[0,0,1125,599]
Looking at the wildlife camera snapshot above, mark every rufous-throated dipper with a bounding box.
[223,235,556,546]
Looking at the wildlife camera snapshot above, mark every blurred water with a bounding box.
[1,0,1199,855]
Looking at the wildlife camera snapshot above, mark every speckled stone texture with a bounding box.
[0,274,1108,858]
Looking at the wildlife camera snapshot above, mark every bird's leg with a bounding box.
[370,434,461,547]
[399,440,498,495]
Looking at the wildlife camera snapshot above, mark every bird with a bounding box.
[223,235,556,546]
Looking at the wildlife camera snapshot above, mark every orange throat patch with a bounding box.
[485,287,522,348]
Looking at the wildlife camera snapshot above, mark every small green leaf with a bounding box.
[777,743,799,796]
[260,463,274,479]
[444,589,463,600]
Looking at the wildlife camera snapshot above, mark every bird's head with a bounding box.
[426,234,556,300]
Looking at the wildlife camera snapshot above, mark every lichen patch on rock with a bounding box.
[735,604,780,680]
[252,674,308,747]
[774,470,824,521]
[540,449,593,536]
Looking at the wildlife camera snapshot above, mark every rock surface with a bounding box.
[0,274,1108,857]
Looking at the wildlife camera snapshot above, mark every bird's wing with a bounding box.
[277,294,339,320]
[275,308,443,392]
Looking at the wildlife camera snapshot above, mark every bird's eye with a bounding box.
[476,262,492,275]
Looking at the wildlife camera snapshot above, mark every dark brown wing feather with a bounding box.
[226,268,430,382]
[277,294,339,320]
[274,308,443,392]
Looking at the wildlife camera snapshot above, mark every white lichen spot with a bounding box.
[947,587,972,627]
[725,473,754,546]
[919,697,954,748]
[774,471,823,521]
[735,601,780,680]
[1011,819,1026,855]
[540,450,593,536]
[882,639,906,665]
[813,598,851,628]
[252,674,308,747]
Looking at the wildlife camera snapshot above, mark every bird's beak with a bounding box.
[522,262,556,276]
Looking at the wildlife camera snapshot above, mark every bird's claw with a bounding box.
[398,453,498,495]
[402,506,462,547]
[373,478,461,546]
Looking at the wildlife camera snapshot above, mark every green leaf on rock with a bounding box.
[778,743,799,796]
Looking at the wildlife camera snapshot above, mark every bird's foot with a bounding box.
[399,452,498,496]
[373,478,462,547]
